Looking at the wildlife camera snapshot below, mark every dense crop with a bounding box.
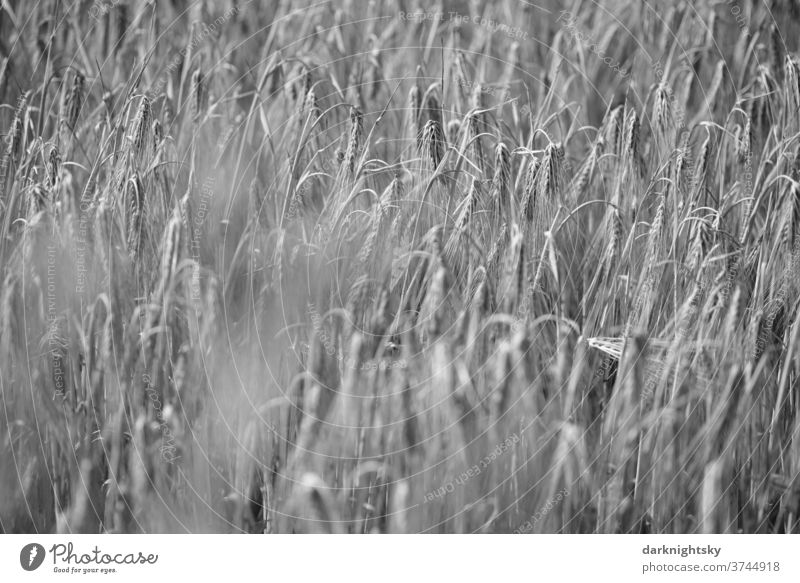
[1,0,799,534]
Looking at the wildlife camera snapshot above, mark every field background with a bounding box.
[1,0,800,533]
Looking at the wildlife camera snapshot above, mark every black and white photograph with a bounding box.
[0,0,799,579]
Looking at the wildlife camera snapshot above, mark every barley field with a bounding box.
[1,0,799,534]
